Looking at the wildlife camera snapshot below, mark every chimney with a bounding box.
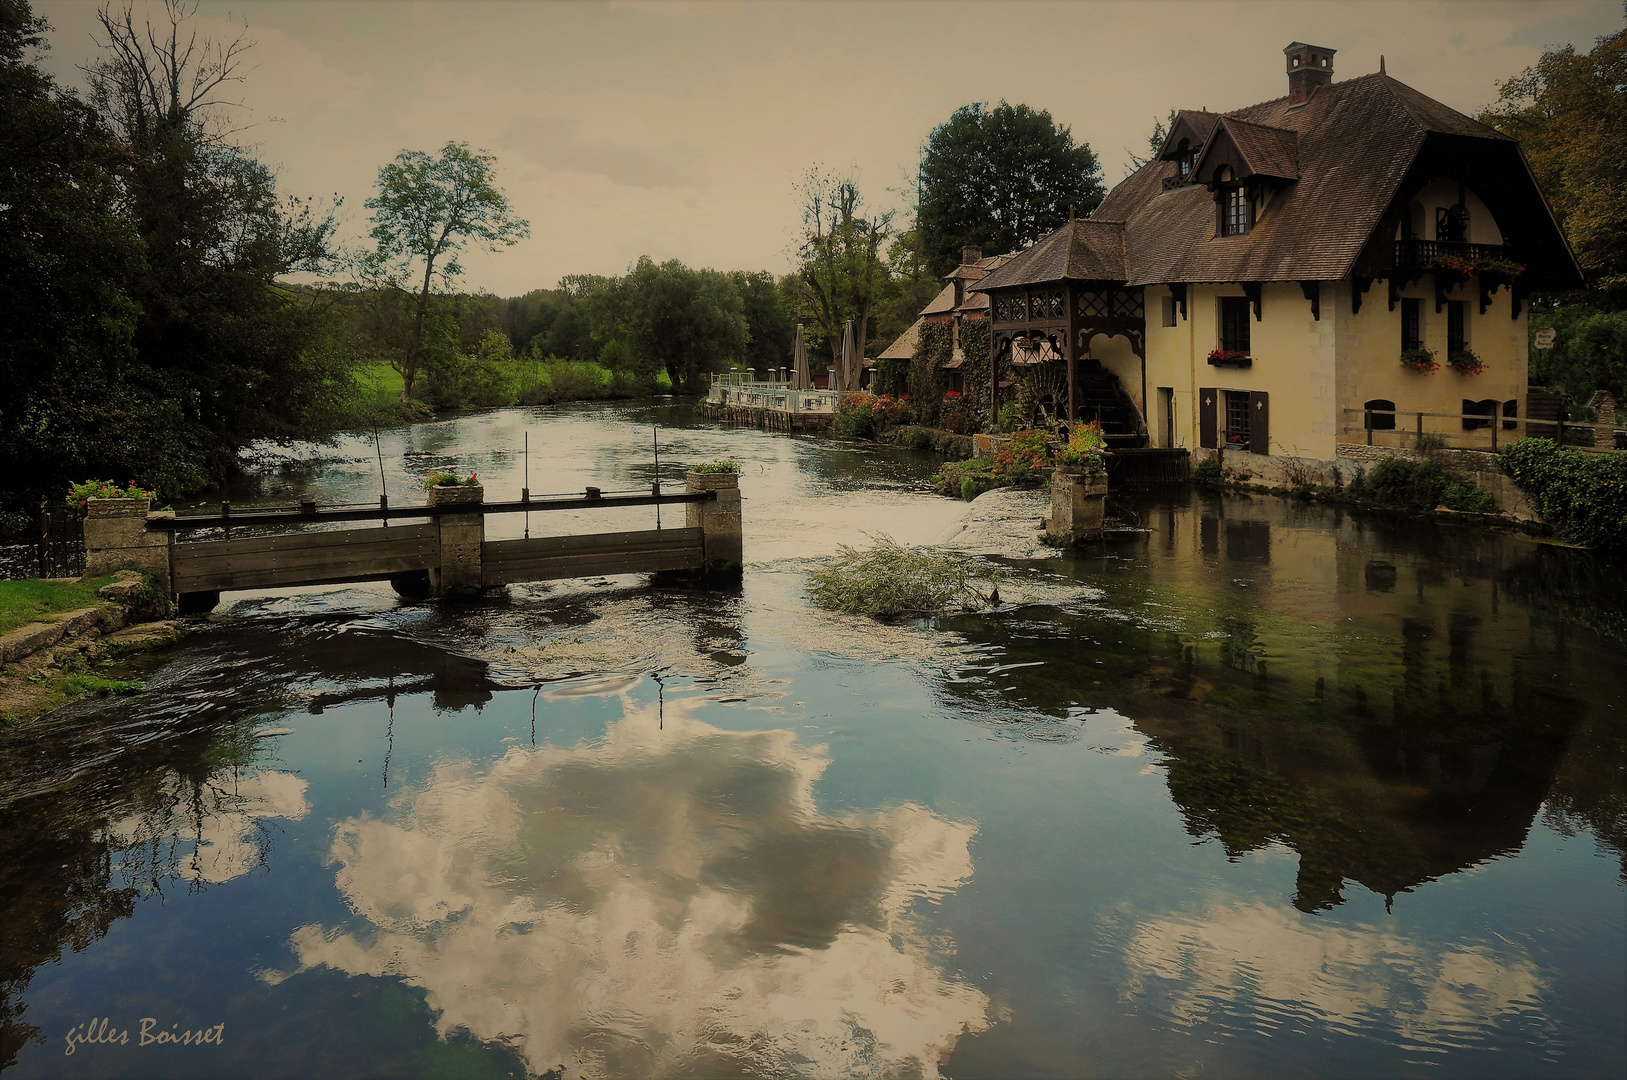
[962,245,982,265]
[1284,42,1335,107]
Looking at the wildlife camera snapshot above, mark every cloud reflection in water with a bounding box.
[276,678,989,1078]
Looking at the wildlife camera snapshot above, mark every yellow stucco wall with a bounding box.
[1137,273,1527,461]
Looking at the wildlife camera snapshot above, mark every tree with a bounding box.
[1479,17,1627,300]
[730,270,795,371]
[1126,109,1180,176]
[793,169,894,391]
[365,142,529,401]
[918,101,1104,277]
[0,0,143,508]
[612,257,747,393]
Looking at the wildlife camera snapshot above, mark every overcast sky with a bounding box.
[34,0,1625,297]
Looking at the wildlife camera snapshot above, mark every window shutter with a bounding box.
[1249,391,1270,455]
[1200,388,1218,449]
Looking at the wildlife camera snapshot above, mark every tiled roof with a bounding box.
[878,317,921,360]
[972,72,1581,290]
[920,282,959,315]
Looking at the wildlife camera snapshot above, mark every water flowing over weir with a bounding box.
[0,401,1623,1080]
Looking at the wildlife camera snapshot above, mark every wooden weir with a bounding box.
[173,523,440,594]
[482,527,705,586]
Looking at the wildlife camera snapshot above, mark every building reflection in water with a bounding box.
[269,677,989,1079]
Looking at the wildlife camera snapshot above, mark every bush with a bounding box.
[939,397,972,434]
[1442,481,1498,513]
[424,469,479,489]
[934,456,995,498]
[1400,347,1439,374]
[900,425,934,450]
[808,536,999,616]
[833,392,878,438]
[1364,457,1449,510]
[992,429,1053,484]
[1192,457,1222,487]
[1059,420,1106,466]
[997,401,1023,434]
[1499,438,1627,549]
[690,459,740,474]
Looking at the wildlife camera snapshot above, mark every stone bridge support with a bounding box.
[1046,464,1108,545]
[427,484,485,597]
[686,469,743,575]
[83,498,173,593]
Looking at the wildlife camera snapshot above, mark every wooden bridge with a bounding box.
[82,474,742,612]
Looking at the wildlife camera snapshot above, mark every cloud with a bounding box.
[271,687,988,1078]
[109,769,310,886]
[503,116,705,190]
[1121,899,1550,1048]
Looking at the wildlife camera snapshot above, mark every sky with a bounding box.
[33,0,1626,297]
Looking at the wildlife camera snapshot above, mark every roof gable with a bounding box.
[1191,117,1299,183]
[969,219,1126,292]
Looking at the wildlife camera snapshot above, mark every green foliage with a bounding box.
[690,459,741,474]
[1447,348,1486,376]
[1192,457,1223,487]
[1059,420,1107,466]
[1442,481,1498,513]
[955,317,997,422]
[0,575,118,637]
[1529,306,1627,407]
[1358,458,1450,511]
[899,425,934,450]
[1400,347,1439,374]
[730,270,795,371]
[808,536,999,617]
[1479,19,1627,298]
[791,171,893,392]
[606,257,749,393]
[918,101,1105,276]
[1499,438,1627,548]
[833,393,878,438]
[65,481,152,508]
[992,429,1054,484]
[423,469,478,488]
[910,321,952,423]
[933,457,996,499]
[998,401,1023,434]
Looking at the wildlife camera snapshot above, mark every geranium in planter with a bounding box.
[1058,420,1107,468]
[1400,347,1439,374]
[424,469,479,488]
[1207,349,1251,366]
[1448,349,1486,376]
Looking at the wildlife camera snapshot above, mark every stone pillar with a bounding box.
[83,497,173,592]
[1589,391,1617,451]
[427,484,484,597]
[686,469,743,575]
[1045,464,1108,544]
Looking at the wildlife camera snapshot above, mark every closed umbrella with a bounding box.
[793,325,808,389]
[840,319,856,392]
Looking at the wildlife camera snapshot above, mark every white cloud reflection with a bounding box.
[110,769,311,887]
[274,683,988,1078]
[1121,900,1550,1051]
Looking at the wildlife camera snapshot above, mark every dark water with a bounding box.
[2,402,1623,1079]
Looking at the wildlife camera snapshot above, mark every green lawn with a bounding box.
[354,362,405,397]
[0,575,117,637]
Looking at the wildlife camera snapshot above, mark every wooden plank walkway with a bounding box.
[173,524,439,594]
[482,528,704,586]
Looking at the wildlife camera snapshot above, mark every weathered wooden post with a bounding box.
[1590,391,1617,451]
[83,496,173,593]
[1045,458,1109,545]
[427,483,484,596]
[686,469,743,576]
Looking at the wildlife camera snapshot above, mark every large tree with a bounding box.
[365,142,529,401]
[793,170,893,391]
[610,257,748,393]
[917,101,1104,276]
[1479,17,1627,301]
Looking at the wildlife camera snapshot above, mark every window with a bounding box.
[1225,391,1252,446]
[1447,301,1466,355]
[1221,185,1249,235]
[1176,139,1191,177]
[1462,398,1497,431]
[1161,294,1177,327]
[1401,298,1422,352]
[1364,398,1396,430]
[1503,399,1519,430]
[1220,297,1251,354]
[1159,387,1175,447]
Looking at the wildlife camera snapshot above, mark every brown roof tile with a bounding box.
[878,317,921,360]
[969,220,1126,292]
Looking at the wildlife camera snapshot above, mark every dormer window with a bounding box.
[1176,139,1194,178]
[1216,167,1250,236]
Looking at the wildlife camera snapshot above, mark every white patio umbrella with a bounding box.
[792,324,809,389]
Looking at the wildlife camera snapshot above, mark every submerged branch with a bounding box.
[808,536,1001,617]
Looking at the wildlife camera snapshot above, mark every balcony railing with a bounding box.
[1393,240,1521,275]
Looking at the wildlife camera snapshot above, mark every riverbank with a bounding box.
[0,571,182,723]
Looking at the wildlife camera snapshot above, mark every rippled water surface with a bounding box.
[2,402,1623,1079]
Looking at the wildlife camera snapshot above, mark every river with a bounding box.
[1,401,1623,1079]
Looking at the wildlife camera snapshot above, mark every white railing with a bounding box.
[707,372,840,413]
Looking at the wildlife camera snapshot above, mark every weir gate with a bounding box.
[81,472,743,612]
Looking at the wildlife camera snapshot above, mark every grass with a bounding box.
[808,536,1001,617]
[354,361,406,398]
[0,575,117,638]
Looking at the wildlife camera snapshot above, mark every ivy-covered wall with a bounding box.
[911,321,951,424]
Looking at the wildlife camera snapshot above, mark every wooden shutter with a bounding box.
[1199,388,1218,448]
[1249,391,1270,455]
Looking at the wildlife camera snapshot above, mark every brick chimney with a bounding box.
[1284,42,1335,107]
[962,245,982,265]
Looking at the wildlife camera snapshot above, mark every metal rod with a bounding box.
[373,424,388,525]
[653,426,661,531]
[523,431,530,539]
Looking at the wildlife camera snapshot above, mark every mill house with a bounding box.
[911,42,1582,472]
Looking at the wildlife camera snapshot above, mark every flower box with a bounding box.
[1206,350,1252,368]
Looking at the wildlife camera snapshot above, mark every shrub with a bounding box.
[834,392,878,438]
[691,459,740,474]
[67,480,152,510]
[1499,438,1627,549]
[997,401,1023,434]
[808,536,999,616]
[872,394,916,425]
[1192,457,1222,487]
[934,457,995,499]
[900,425,934,450]
[940,398,972,434]
[992,429,1053,484]
[1058,420,1106,466]
[1442,481,1497,513]
[1365,457,1448,510]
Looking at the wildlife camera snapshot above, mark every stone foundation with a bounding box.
[686,470,743,574]
[1045,465,1108,543]
[427,484,485,596]
[83,498,173,592]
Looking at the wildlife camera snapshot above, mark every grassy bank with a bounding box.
[343,359,675,431]
[0,575,117,638]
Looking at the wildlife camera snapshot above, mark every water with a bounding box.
[1,402,1622,1079]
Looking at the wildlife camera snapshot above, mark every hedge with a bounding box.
[1499,438,1627,549]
